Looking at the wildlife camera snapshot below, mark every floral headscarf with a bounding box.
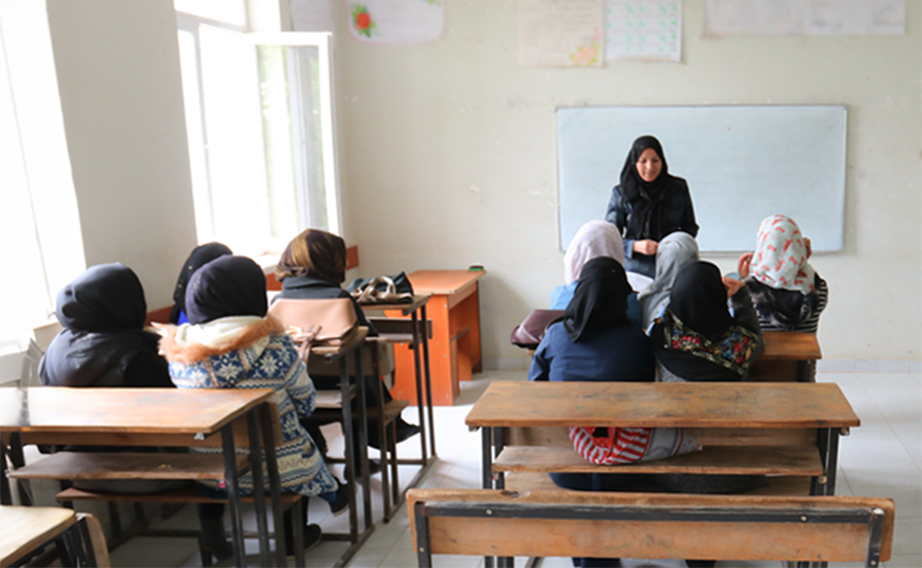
[751,215,815,295]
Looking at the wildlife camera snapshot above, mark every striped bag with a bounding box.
[568,426,701,465]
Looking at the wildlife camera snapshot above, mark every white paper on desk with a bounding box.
[703,0,904,37]
[605,0,682,62]
[346,0,445,44]
[290,0,335,31]
[518,0,604,68]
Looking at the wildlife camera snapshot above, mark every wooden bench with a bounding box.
[407,489,894,567]
[0,506,109,568]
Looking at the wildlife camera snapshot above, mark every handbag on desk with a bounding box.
[348,272,414,304]
[268,298,359,348]
[509,309,565,349]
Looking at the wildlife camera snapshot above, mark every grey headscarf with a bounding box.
[638,231,699,329]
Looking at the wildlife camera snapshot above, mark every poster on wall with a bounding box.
[518,0,604,68]
[346,0,445,44]
[605,0,682,62]
[703,0,904,37]
[291,0,335,31]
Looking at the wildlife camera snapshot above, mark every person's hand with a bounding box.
[633,239,658,256]
[804,237,812,258]
[737,252,754,279]
[722,276,745,298]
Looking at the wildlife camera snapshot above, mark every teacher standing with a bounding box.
[605,135,698,278]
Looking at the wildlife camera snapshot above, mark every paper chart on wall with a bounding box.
[703,0,904,36]
[605,0,682,62]
[518,0,604,68]
[291,0,335,32]
[347,0,445,44]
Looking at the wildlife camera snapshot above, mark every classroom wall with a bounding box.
[45,0,197,308]
[331,0,922,365]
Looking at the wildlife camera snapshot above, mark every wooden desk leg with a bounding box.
[245,411,271,568]
[258,404,288,568]
[480,427,495,568]
[220,423,246,568]
[453,285,483,376]
[371,348,391,522]
[420,305,437,458]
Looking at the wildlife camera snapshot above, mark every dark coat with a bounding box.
[528,322,654,383]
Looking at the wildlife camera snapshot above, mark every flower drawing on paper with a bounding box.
[570,27,601,67]
[351,4,376,38]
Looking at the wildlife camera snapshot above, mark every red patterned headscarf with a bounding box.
[751,215,815,295]
[276,229,346,284]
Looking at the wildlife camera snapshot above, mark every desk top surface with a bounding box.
[309,326,369,357]
[358,293,432,315]
[760,331,822,360]
[465,381,859,429]
[0,506,77,565]
[408,270,486,296]
[0,387,273,434]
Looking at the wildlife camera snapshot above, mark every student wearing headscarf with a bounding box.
[638,231,700,330]
[274,228,420,456]
[551,221,642,328]
[738,215,828,333]
[168,242,233,325]
[529,257,653,383]
[160,255,346,558]
[604,135,698,278]
[40,263,171,388]
[650,261,764,383]
[529,258,699,568]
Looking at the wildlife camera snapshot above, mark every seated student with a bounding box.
[273,228,420,451]
[638,231,700,330]
[649,261,764,383]
[738,214,828,333]
[551,220,642,327]
[168,242,233,325]
[160,255,348,558]
[529,258,699,568]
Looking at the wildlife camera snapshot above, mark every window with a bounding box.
[175,3,340,258]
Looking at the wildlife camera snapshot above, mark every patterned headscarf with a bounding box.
[276,229,347,284]
[750,215,815,295]
[564,220,625,285]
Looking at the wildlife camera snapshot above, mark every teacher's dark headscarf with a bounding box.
[619,135,678,240]
[185,256,268,325]
[276,229,346,284]
[39,263,171,388]
[563,257,631,343]
[169,242,233,324]
[651,261,759,382]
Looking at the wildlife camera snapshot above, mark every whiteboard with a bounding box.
[557,105,847,253]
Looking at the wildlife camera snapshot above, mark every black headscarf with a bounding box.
[563,257,631,343]
[651,261,759,382]
[668,262,733,340]
[39,263,171,387]
[619,135,677,240]
[185,256,267,325]
[169,242,233,324]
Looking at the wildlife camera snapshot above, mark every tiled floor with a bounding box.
[104,369,921,568]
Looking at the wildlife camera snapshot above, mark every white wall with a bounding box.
[331,0,922,365]
[46,0,197,310]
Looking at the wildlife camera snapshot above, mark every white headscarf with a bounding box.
[751,215,816,295]
[564,221,625,285]
[638,231,699,329]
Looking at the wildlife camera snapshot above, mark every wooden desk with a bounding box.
[466,381,859,497]
[750,331,822,382]
[0,506,108,568]
[390,270,485,406]
[0,388,279,568]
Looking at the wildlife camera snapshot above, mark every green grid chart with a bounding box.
[605,0,682,61]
